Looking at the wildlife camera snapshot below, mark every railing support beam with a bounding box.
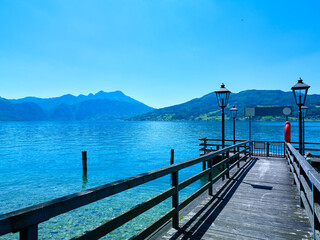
[226,151,230,179]
[313,184,320,239]
[20,224,38,240]
[208,158,213,196]
[299,162,303,208]
[222,154,225,181]
[237,147,240,168]
[203,138,207,155]
[172,171,179,229]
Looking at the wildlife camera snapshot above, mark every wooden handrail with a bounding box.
[286,143,319,186]
[200,138,286,158]
[200,138,320,148]
[290,141,320,145]
[285,142,320,239]
[200,138,320,146]
[198,138,247,142]
[0,141,250,240]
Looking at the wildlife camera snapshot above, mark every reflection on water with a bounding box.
[82,170,88,189]
[0,120,319,239]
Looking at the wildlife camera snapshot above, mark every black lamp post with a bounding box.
[215,83,231,149]
[291,78,310,155]
[301,106,308,155]
[230,105,238,146]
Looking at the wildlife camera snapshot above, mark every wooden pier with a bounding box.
[1,139,320,240]
[158,156,312,239]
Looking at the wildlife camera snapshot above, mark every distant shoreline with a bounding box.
[1,119,319,123]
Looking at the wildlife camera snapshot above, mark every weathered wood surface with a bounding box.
[159,157,313,240]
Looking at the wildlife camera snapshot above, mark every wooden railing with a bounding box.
[0,141,250,240]
[286,143,320,240]
[199,138,285,158]
[199,138,247,153]
[199,138,320,158]
[290,141,320,157]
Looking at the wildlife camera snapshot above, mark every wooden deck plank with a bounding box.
[158,157,313,240]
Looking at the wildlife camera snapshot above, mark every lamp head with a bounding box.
[291,78,310,106]
[215,83,231,108]
[230,105,238,119]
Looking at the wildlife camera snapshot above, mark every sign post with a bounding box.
[245,107,255,141]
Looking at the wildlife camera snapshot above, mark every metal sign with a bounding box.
[283,107,292,116]
[254,142,265,149]
[244,106,293,117]
[272,142,281,147]
[245,107,255,117]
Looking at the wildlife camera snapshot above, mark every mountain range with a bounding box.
[0,91,154,121]
[130,90,320,121]
[1,89,319,121]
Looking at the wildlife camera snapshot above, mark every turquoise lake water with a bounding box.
[0,120,320,239]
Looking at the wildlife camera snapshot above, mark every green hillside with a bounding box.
[130,90,320,121]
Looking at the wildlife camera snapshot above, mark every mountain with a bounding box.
[9,90,143,111]
[0,91,154,121]
[49,99,154,121]
[3,89,319,122]
[130,90,320,121]
[0,98,47,121]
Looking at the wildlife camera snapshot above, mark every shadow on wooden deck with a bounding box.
[159,157,312,240]
[167,158,257,240]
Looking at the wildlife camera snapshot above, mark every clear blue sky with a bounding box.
[0,0,319,108]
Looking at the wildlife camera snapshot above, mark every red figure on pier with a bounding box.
[285,121,291,142]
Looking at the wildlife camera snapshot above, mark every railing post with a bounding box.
[266,142,270,157]
[312,183,320,239]
[208,158,213,196]
[226,151,230,178]
[202,161,206,171]
[203,138,207,155]
[236,145,240,168]
[246,142,249,158]
[82,151,87,172]
[244,143,248,160]
[20,224,38,240]
[291,150,296,185]
[203,138,207,154]
[202,139,207,170]
[286,146,292,172]
[222,154,225,181]
[170,149,174,165]
[237,146,240,162]
[298,159,302,207]
[172,170,179,229]
[286,145,291,169]
[170,149,179,229]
